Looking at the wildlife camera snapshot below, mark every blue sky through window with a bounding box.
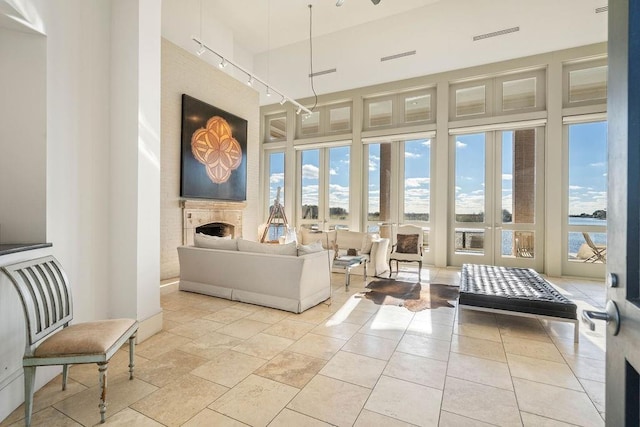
[568,121,607,217]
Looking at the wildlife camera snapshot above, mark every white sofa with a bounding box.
[297,228,390,277]
[177,239,333,313]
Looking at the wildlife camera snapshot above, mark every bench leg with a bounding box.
[24,366,36,427]
[98,363,108,423]
[62,364,69,391]
[574,319,580,343]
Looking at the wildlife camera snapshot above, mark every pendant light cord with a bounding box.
[308,4,318,112]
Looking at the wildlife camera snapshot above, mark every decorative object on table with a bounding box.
[260,187,289,243]
[181,94,247,201]
[360,279,458,312]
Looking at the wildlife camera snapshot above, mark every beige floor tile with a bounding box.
[353,409,417,426]
[413,307,456,326]
[454,322,502,342]
[365,375,441,427]
[310,321,362,341]
[337,308,373,326]
[180,331,246,360]
[288,305,333,324]
[563,354,606,383]
[69,350,148,387]
[287,375,370,427]
[135,331,192,360]
[231,302,265,313]
[287,333,346,360]
[7,407,81,427]
[358,318,407,342]
[268,408,332,426]
[136,349,208,388]
[383,352,447,390]
[245,308,291,324]
[396,333,451,361]
[210,375,298,427]
[405,318,453,342]
[502,336,564,363]
[441,377,521,427]
[166,318,225,339]
[450,334,507,362]
[101,408,164,426]
[217,319,272,339]
[162,319,181,331]
[254,351,326,389]
[552,337,605,361]
[131,374,227,426]
[53,375,157,427]
[182,408,248,427]
[507,354,582,391]
[342,333,398,360]
[447,352,513,390]
[457,310,498,327]
[262,319,316,340]
[497,316,553,344]
[579,378,605,413]
[520,411,577,426]
[513,378,603,427]
[191,296,236,313]
[163,308,210,324]
[191,350,266,388]
[438,410,496,426]
[203,307,252,324]
[319,351,386,388]
[232,333,294,360]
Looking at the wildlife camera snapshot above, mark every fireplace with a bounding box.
[181,200,245,245]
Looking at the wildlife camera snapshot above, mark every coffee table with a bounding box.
[333,255,367,289]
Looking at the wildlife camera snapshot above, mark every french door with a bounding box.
[448,127,545,271]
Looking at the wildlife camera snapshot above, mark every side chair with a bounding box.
[389,224,424,281]
[1,256,138,426]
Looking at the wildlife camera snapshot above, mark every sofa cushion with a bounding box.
[300,228,337,249]
[237,239,298,256]
[298,241,325,256]
[361,233,379,254]
[336,230,364,250]
[194,233,238,251]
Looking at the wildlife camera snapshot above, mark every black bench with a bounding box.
[459,264,579,342]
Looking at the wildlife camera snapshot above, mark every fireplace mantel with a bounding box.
[181,199,246,245]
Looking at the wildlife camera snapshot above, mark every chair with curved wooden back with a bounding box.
[389,224,424,281]
[1,256,138,426]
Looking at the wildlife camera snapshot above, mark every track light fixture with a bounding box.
[196,43,206,56]
[336,0,381,5]
[191,36,312,116]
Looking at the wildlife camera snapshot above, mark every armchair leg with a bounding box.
[24,366,36,427]
[388,260,393,278]
[418,261,422,281]
[128,332,137,380]
[62,364,69,391]
[98,363,108,423]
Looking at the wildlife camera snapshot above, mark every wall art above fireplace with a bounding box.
[180,94,247,201]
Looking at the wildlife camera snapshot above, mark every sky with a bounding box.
[269,121,607,224]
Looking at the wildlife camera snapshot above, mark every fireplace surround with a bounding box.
[180,200,245,246]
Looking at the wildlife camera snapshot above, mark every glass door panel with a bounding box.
[299,149,320,226]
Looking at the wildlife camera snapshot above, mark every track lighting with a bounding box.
[196,43,206,56]
[191,37,313,116]
[336,0,344,5]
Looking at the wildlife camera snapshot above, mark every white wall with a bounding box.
[160,38,260,280]
[0,28,46,244]
[0,0,162,421]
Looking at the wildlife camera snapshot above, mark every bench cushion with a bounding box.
[459,264,577,320]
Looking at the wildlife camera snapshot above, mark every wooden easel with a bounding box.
[260,187,289,243]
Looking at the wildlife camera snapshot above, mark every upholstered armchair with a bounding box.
[388,224,424,281]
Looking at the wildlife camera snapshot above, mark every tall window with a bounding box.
[366,138,432,250]
[567,121,607,263]
[266,151,285,241]
[298,145,350,229]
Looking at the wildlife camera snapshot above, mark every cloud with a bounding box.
[422,140,431,147]
[369,155,380,172]
[405,177,430,188]
[300,184,318,206]
[456,141,467,148]
[329,168,338,176]
[302,164,319,179]
[590,162,606,167]
[569,185,584,190]
[269,173,284,184]
[502,174,512,181]
[405,152,422,159]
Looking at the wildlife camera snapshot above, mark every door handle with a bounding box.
[581,300,620,336]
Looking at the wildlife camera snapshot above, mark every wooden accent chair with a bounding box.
[389,224,424,281]
[1,256,138,426]
[582,232,607,263]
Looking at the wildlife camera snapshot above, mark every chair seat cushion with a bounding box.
[34,318,136,358]
[389,252,422,261]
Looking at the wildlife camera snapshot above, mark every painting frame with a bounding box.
[180,94,248,201]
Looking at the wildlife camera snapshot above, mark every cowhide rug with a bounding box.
[360,279,459,312]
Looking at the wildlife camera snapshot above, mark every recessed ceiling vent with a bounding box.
[595,6,608,13]
[380,50,416,62]
[473,26,520,41]
[308,68,337,78]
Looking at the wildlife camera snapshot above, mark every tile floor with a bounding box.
[1,268,607,427]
